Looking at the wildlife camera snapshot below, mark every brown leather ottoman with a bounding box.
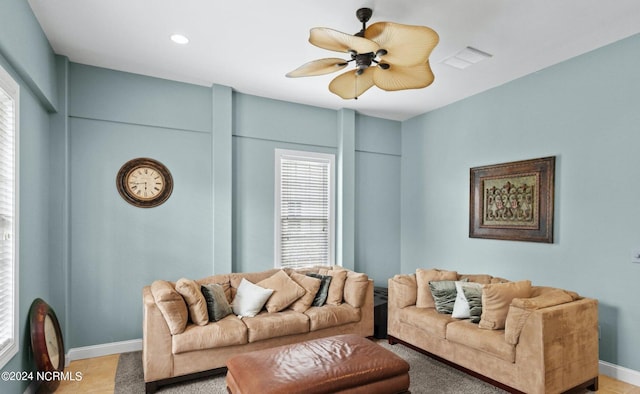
[226,334,410,394]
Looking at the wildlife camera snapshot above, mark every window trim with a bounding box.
[274,149,335,268]
[0,63,19,370]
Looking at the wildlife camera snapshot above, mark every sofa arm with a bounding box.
[142,286,174,382]
[514,297,599,394]
[505,288,579,345]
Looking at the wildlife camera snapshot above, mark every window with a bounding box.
[275,149,335,268]
[0,64,18,369]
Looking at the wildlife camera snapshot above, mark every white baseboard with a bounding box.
[600,360,640,387]
[66,338,142,364]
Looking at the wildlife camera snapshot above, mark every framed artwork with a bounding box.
[469,156,555,243]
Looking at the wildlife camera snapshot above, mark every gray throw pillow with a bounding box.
[201,283,233,322]
[306,273,332,307]
[462,286,483,323]
[428,280,459,314]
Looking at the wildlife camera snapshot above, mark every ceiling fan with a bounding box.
[286,8,439,100]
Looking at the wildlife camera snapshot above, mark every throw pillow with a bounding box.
[306,273,332,306]
[256,270,306,313]
[479,280,532,330]
[175,278,209,326]
[325,269,348,305]
[428,279,467,314]
[462,286,483,323]
[288,273,322,313]
[201,283,233,322]
[231,278,274,318]
[452,281,483,319]
[416,268,458,308]
[389,274,417,309]
[150,280,189,335]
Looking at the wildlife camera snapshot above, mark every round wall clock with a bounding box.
[116,157,173,208]
[30,298,65,392]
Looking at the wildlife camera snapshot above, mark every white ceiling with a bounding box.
[28,0,640,121]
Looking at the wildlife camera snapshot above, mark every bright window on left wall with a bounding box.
[0,63,19,369]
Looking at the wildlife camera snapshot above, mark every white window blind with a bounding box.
[0,64,18,369]
[275,149,335,269]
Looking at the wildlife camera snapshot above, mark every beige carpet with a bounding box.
[115,341,510,393]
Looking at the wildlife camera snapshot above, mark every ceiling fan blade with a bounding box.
[286,58,348,77]
[310,27,380,54]
[373,62,435,91]
[365,22,439,66]
[329,68,375,99]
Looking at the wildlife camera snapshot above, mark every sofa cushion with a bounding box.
[201,283,233,322]
[416,269,458,308]
[257,270,306,313]
[389,274,417,309]
[457,274,493,285]
[172,314,248,354]
[305,304,361,331]
[452,281,483,319]
[306,273,332,306]
[243,310,310,342]
[151,280,189,335]
[398,306,457,339]
[446,320,516,363]
[175,278,209,326]
[288,272,322,313]
[504,288,578,345]
[231,278,274,318]
[343,271,369,308]
[479,280,532,330]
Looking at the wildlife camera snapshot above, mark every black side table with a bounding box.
[373,287,388,339]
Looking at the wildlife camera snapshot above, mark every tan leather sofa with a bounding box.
[142,266,373,393]
[388,269,599,394]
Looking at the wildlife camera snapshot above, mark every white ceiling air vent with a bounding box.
[442,46,492,69]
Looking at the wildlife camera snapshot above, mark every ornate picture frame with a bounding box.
[469,156,555,243]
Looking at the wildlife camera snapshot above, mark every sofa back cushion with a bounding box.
[343,271,369,308]
[479,280,532,330]
[151,280,189,335]
[175,278,209,326]
[416,269,458,308]
[389,274,417,309]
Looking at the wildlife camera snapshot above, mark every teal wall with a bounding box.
[0,1,58,392]
[401,33,640,371]
[3,0,640,387]
[63,64,401,348]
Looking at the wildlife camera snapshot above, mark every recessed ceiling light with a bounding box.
[170,34,189,45]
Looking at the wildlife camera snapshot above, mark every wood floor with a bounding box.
[45,353,640,394]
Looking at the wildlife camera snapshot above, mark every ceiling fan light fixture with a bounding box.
[287,8,439,99]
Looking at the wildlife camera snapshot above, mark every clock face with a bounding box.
[116,158,173,208]
[125,165,166,201]
[44,315,60,368]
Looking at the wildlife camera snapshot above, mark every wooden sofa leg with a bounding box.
[145,381,158,394]
[587,376,599,392]
[388,335,398,345]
